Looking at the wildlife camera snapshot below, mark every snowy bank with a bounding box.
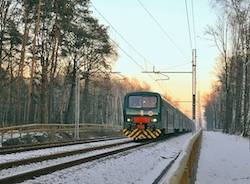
[196,131,250,184]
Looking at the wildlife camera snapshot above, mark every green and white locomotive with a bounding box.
[123,91,194,139]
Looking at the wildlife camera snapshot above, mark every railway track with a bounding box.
[0,139,133,170]
[0,136,125,154]
[152,151,181,184]
[0,140,151,184]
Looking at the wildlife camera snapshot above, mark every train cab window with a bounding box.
[128,96,157,108]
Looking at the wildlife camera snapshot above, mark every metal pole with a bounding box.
[192,49,197,128]
[75,62,80,140]
[142,55,197,125]
[198,91,202,129]
[77,75,80,139]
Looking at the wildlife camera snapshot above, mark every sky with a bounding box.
[90,0,219,117]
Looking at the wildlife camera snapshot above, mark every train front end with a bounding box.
[123,92,162,140]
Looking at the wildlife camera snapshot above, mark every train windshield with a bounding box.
[128,96,157,108]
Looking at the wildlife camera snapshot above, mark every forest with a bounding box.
[0,0,152,127]
[204,0,250,136]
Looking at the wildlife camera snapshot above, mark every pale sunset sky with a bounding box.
[91,0,219,117]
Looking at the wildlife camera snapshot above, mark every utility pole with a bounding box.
[142,50,197,126]
[192,49,197,126]
[197,91,202,129]
[74,61,80,140]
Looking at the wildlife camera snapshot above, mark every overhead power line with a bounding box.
[191,0,197,48]
[92,3,188,96]
[136,0,187,59]
[91,3,167,91]
[184,0,193,51]
[111,40,166,93]
[92,5,159,68]
[91,3,155,68]
[110,40,144,69]
[162,62,192,70]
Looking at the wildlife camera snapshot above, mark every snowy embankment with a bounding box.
[196,131,250,184]
[21,133,192,184]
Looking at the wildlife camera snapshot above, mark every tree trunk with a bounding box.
[83,77,90,122]
[242,64,249,135]
[27,0,42,122]
[242,25,250,136]
[65,58,77,123]
[40,57,49,123]
[17,5,30,123]
[0,0,10,67]
[234,57,243,132]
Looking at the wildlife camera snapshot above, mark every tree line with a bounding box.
[204,0,250,135]
[0,0,151,127]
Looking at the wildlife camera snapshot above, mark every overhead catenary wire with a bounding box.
[92,3,186,96]
[92,5,148,69]
[136,0,187,59]
[137,0,197,112]
[163,62,192,70]
[184,0,193,51]
[91,3,155,68]
[92,2,191,71]
[111,40,166,93]
[91,3,168,93]
[110,40,144,70]
[191,0,197,48]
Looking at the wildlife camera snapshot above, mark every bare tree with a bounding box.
[204,0,250,135]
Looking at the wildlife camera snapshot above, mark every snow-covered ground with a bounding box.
[0,138,129,163]
[0,132,30,146]
[21,133,192,184]
[0,142,139,179]
[196,131,250,184]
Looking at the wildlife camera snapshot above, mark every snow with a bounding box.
[3,131,249,183]
[0,132,20,147]
[0,138,129,163]
[196,131,250,184]
[0,142,139,179]
[0,132,46,148]
[157,130,201,184]
[21,133,192,184]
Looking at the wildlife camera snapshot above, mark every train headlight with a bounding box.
[152,118,157,122]
[127,118,132,122]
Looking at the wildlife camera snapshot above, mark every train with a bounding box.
[123,91,194,139]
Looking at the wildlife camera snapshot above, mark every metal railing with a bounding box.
[0,123,122,145]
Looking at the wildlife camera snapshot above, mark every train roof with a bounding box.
[125,91,161,96]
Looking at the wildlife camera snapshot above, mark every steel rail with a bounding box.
[0,137,109,149]
[0,136,125,154]
[0,142,151,184]
[152,151,181,184]
[0,140,133,170]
